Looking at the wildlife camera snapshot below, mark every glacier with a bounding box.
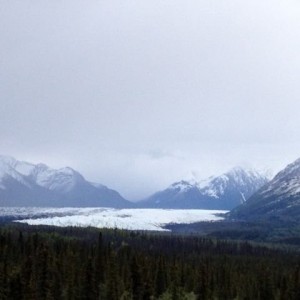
[0,207,228,231]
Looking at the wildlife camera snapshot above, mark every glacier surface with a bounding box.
[0,207,228,231]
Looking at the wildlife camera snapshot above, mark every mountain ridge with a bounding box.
[0,155,132,208]
[229,157,300,222]
[139,167,270,210]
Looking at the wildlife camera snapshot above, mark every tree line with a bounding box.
[0,225,300,299]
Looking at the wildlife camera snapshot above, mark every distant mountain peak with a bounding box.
[170,180,196,192]
[227,166,261,178]
[140,166,268,209]
[57,166,77,174]
[0,155,132,208]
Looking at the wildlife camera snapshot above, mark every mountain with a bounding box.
[229,158,300,222]
[0,155,133,207]
[139,167,269,210]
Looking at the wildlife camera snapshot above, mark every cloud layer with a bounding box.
[1,0,300,199]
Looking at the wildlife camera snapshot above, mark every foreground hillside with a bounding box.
[230,157,300,222]
[0,225,299,300]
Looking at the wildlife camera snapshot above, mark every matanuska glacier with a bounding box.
[1,207,227,231]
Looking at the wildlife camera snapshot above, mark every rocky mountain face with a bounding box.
[0,155,132,207]
[230,158,300,222]
[139,167,269,210]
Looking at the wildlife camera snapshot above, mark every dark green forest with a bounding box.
[0,225,300,300]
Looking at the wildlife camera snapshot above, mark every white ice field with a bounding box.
[0,207,228,231]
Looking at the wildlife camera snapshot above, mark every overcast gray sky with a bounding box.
[1,0,300,200]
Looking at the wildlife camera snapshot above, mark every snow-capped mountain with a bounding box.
[230,158,300,222]
[139,167,269,209]
[0,155,132,207]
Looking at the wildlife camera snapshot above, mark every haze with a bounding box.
[1,0,300,200]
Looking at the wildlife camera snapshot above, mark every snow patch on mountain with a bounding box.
[169,181,195,193]
[30,166,83,192]
[0,156,33,189]
[260,159,300,200]
[0,155,131,207]
[0,156,85,193]
[141,166,269,209]
[90,182,108,189]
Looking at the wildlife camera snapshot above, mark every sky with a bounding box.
[1,0,300,200]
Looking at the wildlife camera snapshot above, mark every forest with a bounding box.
[0,224,300,300]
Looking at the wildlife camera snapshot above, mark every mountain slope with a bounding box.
[229,158,300,222]
[0,155,132,207]
[139,167,269,209]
